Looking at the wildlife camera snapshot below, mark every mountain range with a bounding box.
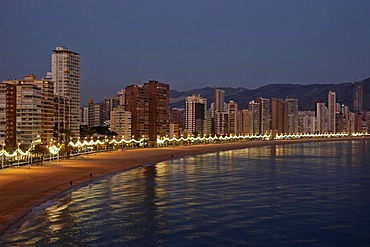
[170,77,370,111]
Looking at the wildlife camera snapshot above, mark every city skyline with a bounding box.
[1,0,370,103]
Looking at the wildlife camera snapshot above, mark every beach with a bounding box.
[0,137,367,235]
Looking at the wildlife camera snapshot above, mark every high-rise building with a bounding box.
[143,80,170,142]
[239,109,250,135]
[185,95,207,136]
[298,111,316,134]
[125,85,149,139]
[214,89,225,112]
[171,108,185,130]
[87,99,105,128]
[110,105,131,138]
[271,98,287,135]
[328,91,336,133]
[2,75,54,148]
[228,100,238,135]
[248,101,260,134]
[316,102,327,133]
[24,75,55,145]
[214,111,228,135]
[0,83,16,147]
[286,98,299,134]
[256,97,270,134]
[354,81,363,113]
[51,46,80,137]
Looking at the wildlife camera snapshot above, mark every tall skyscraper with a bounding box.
[316,102,327,133]
[286,98,299,134]
[354,81,363,113]
[228,100,238,135]
[248,101,260,134]
[256,97,270,134]
[271,98,287,135]
[51,46,80,138]
[185,95,207,136]
[143,80,170,142]
[125,85,149,140]
[239,109,250,135]
[328,91,336,133]
[214,89,225,112]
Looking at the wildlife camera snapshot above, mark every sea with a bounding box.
[1,139,370,246]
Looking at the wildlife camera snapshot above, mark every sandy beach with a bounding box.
[0,137,368,235]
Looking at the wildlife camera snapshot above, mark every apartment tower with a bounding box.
[51,46,80,137]
[328,91,336,133]
[185,95,207,136]
[143,80,170,142]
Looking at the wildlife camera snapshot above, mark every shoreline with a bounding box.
[0,137,368,235]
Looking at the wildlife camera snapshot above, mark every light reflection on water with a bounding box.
[1,140,370,246]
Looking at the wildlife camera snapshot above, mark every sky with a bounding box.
[1,0,370,104]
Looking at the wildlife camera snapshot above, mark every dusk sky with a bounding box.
[1,0,369,104]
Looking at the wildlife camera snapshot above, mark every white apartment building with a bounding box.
[52,46,80,137]
[185,95,207,136]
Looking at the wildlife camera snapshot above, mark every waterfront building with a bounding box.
[24,75,55,145]
[171,108,185,130]
[354,81,363,113]
[214,111,229,135]
[169,123,179,138]
[316,102,327,133]
[286,98,299,134]
[365,111,370,132]
[185,95,207,136]
[228,100,238,135]
[328,91,336,133]
[143,80,170,142]
[51,46,80,137]
[1,79,41,148]
[2,75,54,148]
[248,101,260,134]
[239,109,250,135]
[214,89,225,112]
[110,105,131,138]
[87,99,105,128]
[0,83,16,147]
[125,85,149,140]
[298,111,316,133]
[206,110,212,135]
[256,97,270,134]
[271,98,287,135]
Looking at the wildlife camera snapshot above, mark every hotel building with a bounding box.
[1,75,54,148]
[51,46,80,137]
[327,91,336,133]
[185,95,207,136]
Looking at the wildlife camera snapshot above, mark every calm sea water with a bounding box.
[2,140,370,246]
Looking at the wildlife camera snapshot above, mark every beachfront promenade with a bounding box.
[0,135,369,235]
[1,132,368,170]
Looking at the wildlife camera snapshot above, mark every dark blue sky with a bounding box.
[1,0,369,104]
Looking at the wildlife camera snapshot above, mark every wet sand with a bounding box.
[0,137,367,235]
